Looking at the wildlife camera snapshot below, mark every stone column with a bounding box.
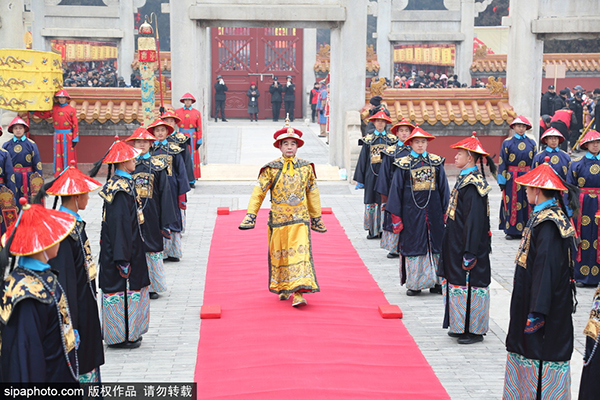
[303,29,317,123]
[376,0,393,81]
[456,0,474,86]
[0,0,25,132]
[505,0,542,142]
[170,0,207,162]
[118,0,135,85]
[28,0,44,51]
[330,0,368,169]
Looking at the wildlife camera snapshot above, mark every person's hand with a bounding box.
[239,213,257,230]
[311,216,327,233]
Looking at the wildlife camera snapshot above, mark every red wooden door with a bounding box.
[211,27,303,120]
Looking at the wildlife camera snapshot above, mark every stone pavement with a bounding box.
[80,119,593,399]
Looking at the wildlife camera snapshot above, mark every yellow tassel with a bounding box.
[282,157,295,176]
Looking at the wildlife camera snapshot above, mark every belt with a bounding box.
[14,167,33,198]
[54,129,73,134]
[577,188,600,263]
[179,128,196,133]
[507,165,531,226]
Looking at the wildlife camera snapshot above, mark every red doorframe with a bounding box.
[211,27,303,120]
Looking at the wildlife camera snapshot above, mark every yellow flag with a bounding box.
[0,49,63,111]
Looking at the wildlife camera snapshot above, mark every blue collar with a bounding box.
[12,135,26,142]
[59,103,68,108]
[533,198,557,213]
[460,166,478,176]
[184,106,192,110]
[586,152,600,160]
[19,256,50,272]
[154,139,168,146]
[411,150,428,158]
[546,146,559,153]
[59,205,82,222]
[114,169,132,179]
[374,130,386,136]
[138,152,151,160]
[513,133,525,140]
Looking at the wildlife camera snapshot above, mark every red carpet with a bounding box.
[195,209,449,399]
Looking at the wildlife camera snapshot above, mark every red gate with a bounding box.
[211,27,303,120]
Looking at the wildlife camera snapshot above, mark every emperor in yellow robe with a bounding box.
[240,157,325,295]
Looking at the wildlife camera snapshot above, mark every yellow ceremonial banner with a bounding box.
[414,47,423,63]
[432,47,441,64]
[442,47,453,66]
[423,47,431,64]
[0,49,63,111]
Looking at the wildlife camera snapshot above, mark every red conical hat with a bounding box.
[160,110,182,124]
[580,130,600,149]
[368,110,392,124]
[180,93,196,103]
[125,127,157,142]
[7,116,29,133]
[147,118,175,136]
[450,131,489,156]
[540,128,565,144]
[273,123,304,148]
[46,162,102,196]
[103,136,142,164]
[2,198,76,256]
[55,89,71,99]
[515,157,567,192]
[403,126,436,145]
[510,115,532,130]
[390,119,415,136]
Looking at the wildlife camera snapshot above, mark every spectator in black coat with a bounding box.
[283,75,296,121]
[541,85,557,116]
[269,76,283,122]
[214,74,228,122]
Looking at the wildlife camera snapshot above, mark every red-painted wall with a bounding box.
[30,134,117,164]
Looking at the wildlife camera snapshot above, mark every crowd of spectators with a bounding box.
[541,84,600,133]
[62,63,141,88]
[387,70,488,89]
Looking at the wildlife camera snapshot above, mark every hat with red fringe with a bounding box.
[147,118,175,136]
[125,127,157,142]
[540,128,565,144]
[273,120,304,148]
[368,110,392,124]
[2,198,76,256]
[390,119,415,136]
[103,136,142,164]
[450,131,489,156]
[510,115,532,130]
[160,110,181,124]
[180,93,196,103]
[46,161,102,196]
[7,116,29,134]
[515,156,567,192]
[580,130,600,149]
[55,89,71,99]
[403,126,436,145]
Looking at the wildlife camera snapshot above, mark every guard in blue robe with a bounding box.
[353,111,398,239]
[497,117,537,239]
[532,128,571,180]
[0,149,17,236]
[3,139,42,205]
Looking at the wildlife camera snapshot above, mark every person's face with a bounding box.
[287,78,292,83]
[45,242,60,261]
[163,117,176,128]
[525,186,540,205]
[454,149,472,170]
[279,138,298,158]
[396,126,411,142]
[133,139,152,155]
[57,97,67,105]
[314,84,319,89]
[549,88,555,94]
[587,140,600,155]
[120,158,136,173]
[513,124,527,135]
[411,138,428,154]
[418,71,424,77]
[12,125,25,138]
[75,192,89,211]
[434,73,440,80]
[545,137,560,149]
[184,99,193,107]
[153,126,169,141]
[373,119,386,132]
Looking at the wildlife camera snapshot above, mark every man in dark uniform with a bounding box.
[283,75,296,121]
[269,76,283,122]
[214,75,228,122]
[541,85,557,116]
